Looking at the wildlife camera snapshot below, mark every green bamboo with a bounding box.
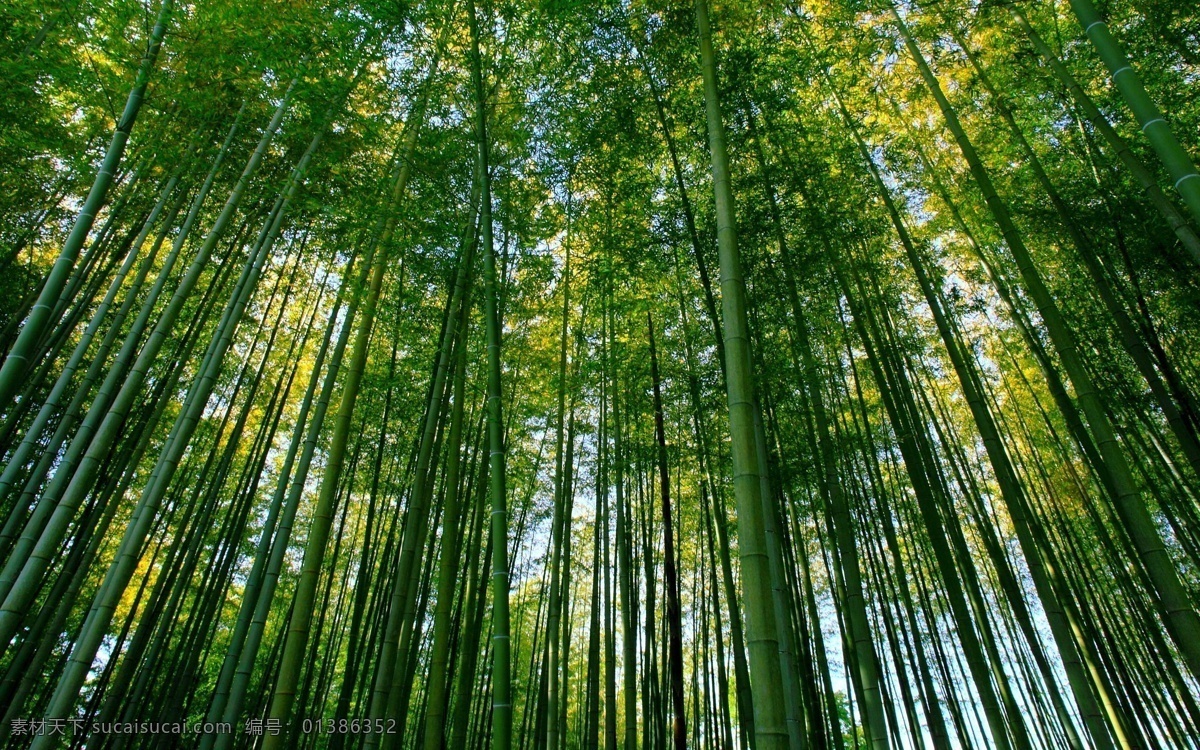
[0,0,173,410]
[467,1,513,747]
[890,4,1200,681]
[647,311,687,750]
[1065,0,1200,227]
[694,1,789,747]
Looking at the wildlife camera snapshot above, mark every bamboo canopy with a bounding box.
[0,0,1198,748]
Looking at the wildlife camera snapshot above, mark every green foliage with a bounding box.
[0,0,1198,748]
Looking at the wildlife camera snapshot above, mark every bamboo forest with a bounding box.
[3,0,1200,747]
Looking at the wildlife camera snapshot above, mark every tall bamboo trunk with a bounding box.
[694,1,790,746]
[1064,0,1200,226]
[467,2,513,747]
[648,312,687,750]
[0,0,173,411]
